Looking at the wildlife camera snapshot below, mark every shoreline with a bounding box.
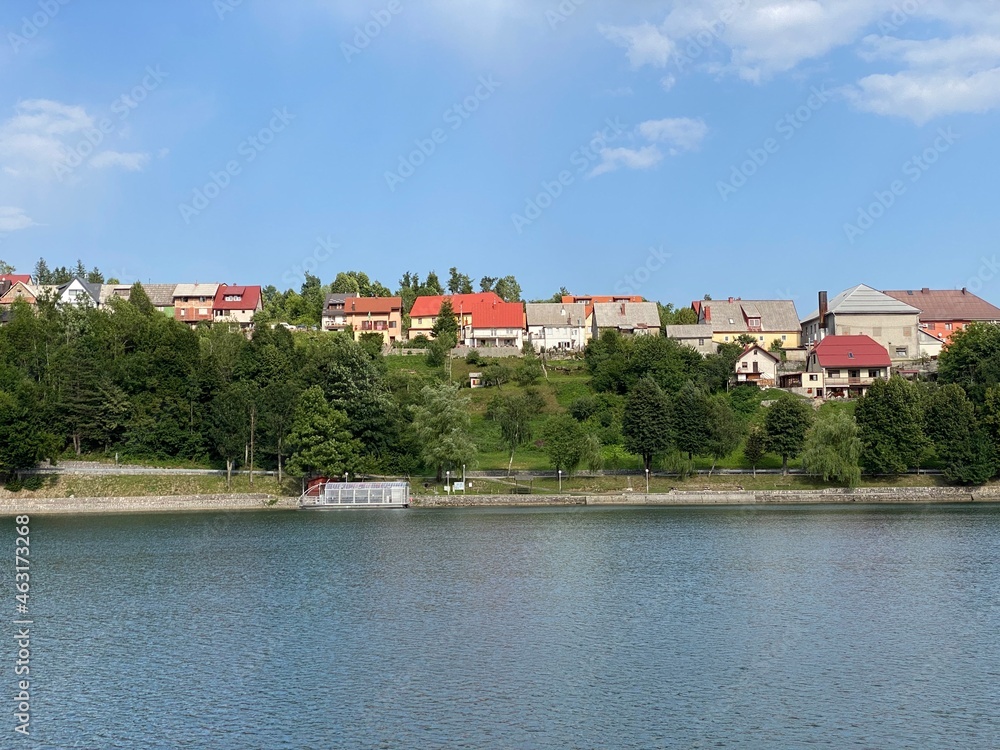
[3,486,1000,515]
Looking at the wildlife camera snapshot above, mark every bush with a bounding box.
[465,350,482,366]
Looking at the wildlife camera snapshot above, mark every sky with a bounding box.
[2,0,1000,312]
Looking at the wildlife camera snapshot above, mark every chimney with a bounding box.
[921,287,930,294]
[818,291,829,341]
[962,287,967,294]
[728,297,734,303]
[704,306,711,323]
[620,303,626,315]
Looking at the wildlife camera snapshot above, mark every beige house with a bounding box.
[592,301,660,337]
[665,324,718,356]
[323,294,403,344]
[525,302,588,353]
[735,345,780,387]
[801,285,921,361]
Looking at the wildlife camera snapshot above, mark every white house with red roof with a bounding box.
[408,291,504,340]
[804,335,891,398]
[463,299,525,349]
[213,285,262,329]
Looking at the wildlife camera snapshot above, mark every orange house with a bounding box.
[882,288,1000,345]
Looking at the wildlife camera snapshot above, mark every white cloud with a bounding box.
[590,115,706,176]
[638,117,708,152]
[89,151,150,171]
[590,145,664,177]
[601,2,1000,121]
[0,206,36,233]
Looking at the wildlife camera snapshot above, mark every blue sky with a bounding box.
[2,0,1000,310]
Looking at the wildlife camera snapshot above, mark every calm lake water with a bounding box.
[13,504,1000,749]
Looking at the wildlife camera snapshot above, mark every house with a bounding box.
[408,292,504,340]
[804,335,891,398]
[881,287,1000,346]
[695,297,801,348]
[322,293,355,334]
[0,274,32,286]
[464,300,525,349]
[56,277,102,307]
[100,283,179,316]
[592,301,660,338]
[918,329,944,359]
[801,285,921,361]
[735,345,780,387]
[172,283,220,326]
[0,281,42,307]
[525,302,587,353]
[562,294,644,341]
[213,285,263,329]
[346,297,404,344]
[664,324,718,356]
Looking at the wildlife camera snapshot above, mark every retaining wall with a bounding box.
[0,494,294,515]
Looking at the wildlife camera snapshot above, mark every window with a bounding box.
[829,370,841,378]
[180,309,186,317]
[809,374,818,382]
[781,335,787,341]
[698,338,705,346]
[895,347,908,357]
[945,323,953,330]
[868,369,880,378]
[389,321,397,328]
[724,336,730,342]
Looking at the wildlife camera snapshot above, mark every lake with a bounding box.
[14,504,1000,748]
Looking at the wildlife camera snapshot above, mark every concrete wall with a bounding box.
[833,312,920,360]
[0,494,291,515]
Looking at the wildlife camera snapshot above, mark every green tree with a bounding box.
[764,397,812,474]
[514,355,543,387]
[937,323,1000,403]
[493,275,522,302]
[432,299,459,345]
[209,383,251,489]
[482,359,513,388]
[704,395,743,474]
[410,383,476,481]
[447,267,473,295]
[855,376,926,475]
[286,386,361,481]
[801,410,862,487]
[673,382,710,459]
[924,384,995,484]
[540,413,585,475]
[743,424,766,475]
[0,375,58,477]
[622,377,673,471]
[487,392,534,475]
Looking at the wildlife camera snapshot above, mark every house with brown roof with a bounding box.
[881,287,1000,346]
[696,297,801,348]
[100,284,179,316]
[664,324,718,356]
[0,281,42,307]
[562,294,644,342]
[213,285,263,330]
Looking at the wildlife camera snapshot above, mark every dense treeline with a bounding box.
[4,280,1000,488]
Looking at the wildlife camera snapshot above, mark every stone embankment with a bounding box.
[0,494,295,515]
[415,486,1000,508]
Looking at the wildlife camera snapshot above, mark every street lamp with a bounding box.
[645,468,650,494]
[446,470,451,494]
[558,469,562,492]
[463,464,467,494]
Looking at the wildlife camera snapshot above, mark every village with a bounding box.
[3,270,997,399]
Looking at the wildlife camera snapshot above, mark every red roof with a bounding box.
[813,335,891,368]
[343,296,402,314]
[0,274,31,285]
[469,301,524,329]
[410,292,502,318]
[882,288,1000,322]
[214,285,262,311]
[561,294,644,319]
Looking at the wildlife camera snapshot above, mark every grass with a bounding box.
[1,474,298,499]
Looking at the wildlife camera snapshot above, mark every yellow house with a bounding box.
[695,298,802,349]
